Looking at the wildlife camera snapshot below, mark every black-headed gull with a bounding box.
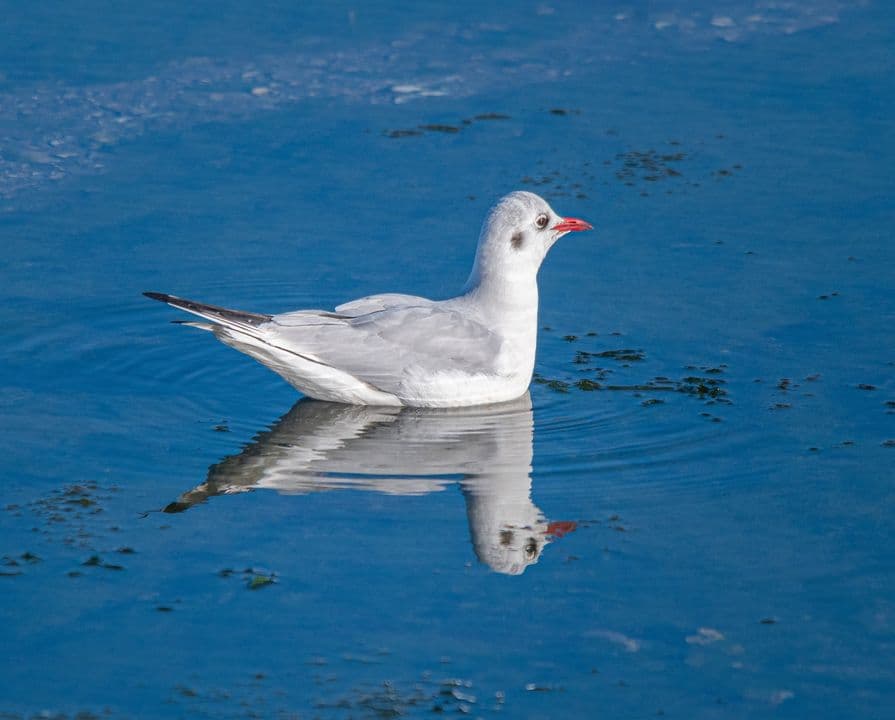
[145,190,592,407]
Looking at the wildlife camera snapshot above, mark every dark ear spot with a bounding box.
[511,232,524,250]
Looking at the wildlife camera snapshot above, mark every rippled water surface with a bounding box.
[2,1,894,718]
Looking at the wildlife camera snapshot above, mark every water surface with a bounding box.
[1,1,893,718]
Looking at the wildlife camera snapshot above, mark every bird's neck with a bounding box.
[462,270,540,356]
[464,267,538,314]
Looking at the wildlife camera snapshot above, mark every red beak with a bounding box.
[551,217,593,233]
[546,521,578,538]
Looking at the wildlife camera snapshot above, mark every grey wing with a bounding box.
[334,293,435,316]
[267,305,503,395]
[272,293,433,326]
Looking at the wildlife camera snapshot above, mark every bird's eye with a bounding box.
[535,213,549,230]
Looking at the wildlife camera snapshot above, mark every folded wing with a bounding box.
[267,303,503,396]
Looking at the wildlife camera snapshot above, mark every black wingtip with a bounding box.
[142,291,272,326]
[163,500,192,514]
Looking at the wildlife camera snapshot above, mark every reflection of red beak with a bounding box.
[546,520,578,538]
[551,217,593,233]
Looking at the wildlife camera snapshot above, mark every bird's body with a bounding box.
[146,191,591,407]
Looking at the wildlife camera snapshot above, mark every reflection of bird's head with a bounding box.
[467,517,578,576]
[483,524,547,576]
[461,469,578,576]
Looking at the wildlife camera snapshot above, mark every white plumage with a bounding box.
[145,191,592,407]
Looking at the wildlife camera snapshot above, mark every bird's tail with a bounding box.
[144,291,273,336]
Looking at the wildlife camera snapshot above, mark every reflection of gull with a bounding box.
[166,392,575,574]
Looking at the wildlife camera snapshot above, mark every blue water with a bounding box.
[2,1,894,717]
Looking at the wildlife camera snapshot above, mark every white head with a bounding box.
[465,191,592,290]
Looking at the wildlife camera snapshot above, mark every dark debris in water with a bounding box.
[3,495,137,577]
[7,481,128,558]
[522,133,742,198]
[713,165,743,180]
[384,128,423,138]
[512,135,690,199]
[248,574,275,590]
[536,334,732,413]
[82,554,125,571]
[311,676,505,718]
[532,376,571,394]
[1,551,41,577]
[593,349,646,363]
[525,682,558,692]
[538,370,730,406]
[219,567,278,590]
[158,668,504,720]
[384,112,512,140]
[613,149,686,186]
[418,123,460,134]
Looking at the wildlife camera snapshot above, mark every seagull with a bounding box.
[145,190,592,407]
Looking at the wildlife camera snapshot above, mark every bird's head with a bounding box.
[468,191,592,288]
